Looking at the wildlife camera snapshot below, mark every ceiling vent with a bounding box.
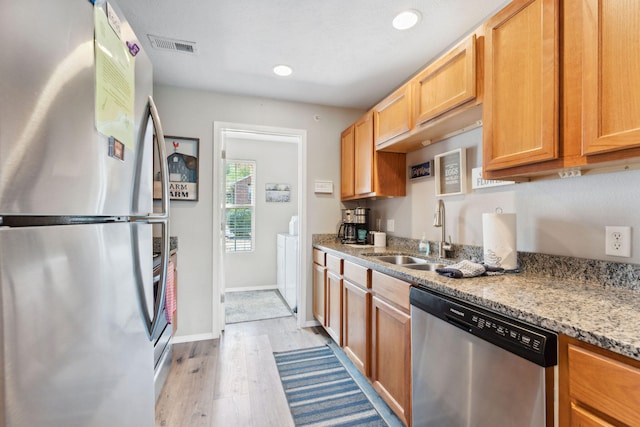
[147,35,198,55]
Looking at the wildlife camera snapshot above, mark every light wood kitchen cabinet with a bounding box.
[325,254,343,345]
[371,271,412,427]
[340,126,355,199]
[413,34,478,127]
[341,111,406,201]
[312,249,326,326]
[559,335,640,426]
[342,261,371,377]
[483,0,640,180]
[580,0,640,156]
[377,30,484,153]
[354,112,374,195]
[373,83,412,147]
[482,0,559,176]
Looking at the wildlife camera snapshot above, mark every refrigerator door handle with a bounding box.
[149,219,169,339]
[131,95,169,223]
[148,95,170,220]
[132,95,170,339]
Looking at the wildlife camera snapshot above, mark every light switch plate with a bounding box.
[314,180,333,194]
[387,219,395,232]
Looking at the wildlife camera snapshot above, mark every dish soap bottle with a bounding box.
[419,232,429,255]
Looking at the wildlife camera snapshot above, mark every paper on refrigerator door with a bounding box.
[482,213,517,270]
[94,6,135,150]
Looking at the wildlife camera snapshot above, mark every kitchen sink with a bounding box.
[402,263,447,271]
[371,255,428,265]
[367,254,447,271]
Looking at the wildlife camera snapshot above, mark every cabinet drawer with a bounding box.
[568,344,640,426]
[371,271,411,312]
[343,261,370,289]
[326,253,343,274]
[313,248,326,266]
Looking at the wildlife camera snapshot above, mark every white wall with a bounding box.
[371,127,640,264]
[153,85,364,339]
[224,137,298,290]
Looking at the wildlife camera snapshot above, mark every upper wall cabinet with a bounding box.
[413,34,477,126]
[340,125,356,199]
[354,112,374,195]
[581,0,640,156]
[482,0,559,176]
[341,112,406,201]
[483,0,640,180]
[373,83,412,147]
[376,32,484,153]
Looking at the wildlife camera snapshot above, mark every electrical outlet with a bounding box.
[605,226,631,257]
[387,219,395,232]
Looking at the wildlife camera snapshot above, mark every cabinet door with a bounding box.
[568,344,640,426]
[340,125,355,199]
[559,335,640,426]
[414,35,477,125]
[312,263,326,326]
[325,271,343,345]
[354,112,374,195]
[342,280,371,377]
[374,83,412,146]
[371,295,411,426]
[483,0,559,172]
[582,0,640,155]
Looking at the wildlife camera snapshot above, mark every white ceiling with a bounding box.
[119,0,510,110]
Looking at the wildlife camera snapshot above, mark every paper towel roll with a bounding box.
[482,213,517,270]
[373,232,386,247]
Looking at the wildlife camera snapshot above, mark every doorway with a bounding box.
[213,122,307,333]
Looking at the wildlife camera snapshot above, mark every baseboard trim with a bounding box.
[224,285,278,293]
[172,332,217,344]
[301,319,321,328]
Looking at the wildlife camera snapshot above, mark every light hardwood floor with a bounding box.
[155,316,331,427]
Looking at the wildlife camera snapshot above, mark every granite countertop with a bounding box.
[314,240,640,362]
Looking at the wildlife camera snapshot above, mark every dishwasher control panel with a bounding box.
[468,310,544,354]
[410,286,557,367]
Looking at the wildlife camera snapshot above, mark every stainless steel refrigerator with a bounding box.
[0,0,170,425]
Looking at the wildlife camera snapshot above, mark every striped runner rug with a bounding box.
[274,345,395,427]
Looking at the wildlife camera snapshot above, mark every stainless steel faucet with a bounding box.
[433,199,452,258]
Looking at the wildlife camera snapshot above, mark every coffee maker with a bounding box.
[338,207,370,244]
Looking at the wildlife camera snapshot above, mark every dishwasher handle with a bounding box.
[445,315,473,333]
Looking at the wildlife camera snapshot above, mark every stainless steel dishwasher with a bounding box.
[410,286,557,427]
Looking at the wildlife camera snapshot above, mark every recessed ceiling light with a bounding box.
[273,65,293,77]
[392,10,421,30]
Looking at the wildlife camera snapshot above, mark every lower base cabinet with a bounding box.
[312,262,326,326]
[342,279,371,377]
[559,334,640,426]
[314,251,412,426]
[325,270,343,345]
[371,295,412,427]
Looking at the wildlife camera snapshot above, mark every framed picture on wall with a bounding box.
[153,136,200,201]
[265,183,291,202]
[434,148,467,196]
